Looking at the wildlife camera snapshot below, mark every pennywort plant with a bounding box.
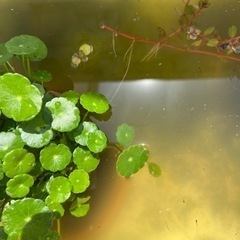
[0,34,160,239]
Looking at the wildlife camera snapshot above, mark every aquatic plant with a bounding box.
[101,0,240,82]
[0,35,160,239]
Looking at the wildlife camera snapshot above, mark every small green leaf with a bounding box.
[40,143,72,172]
[48,176,72,203]
[45,197,65,218]
[18,111,53,148]
[6,174,34,198]
[73,147,100,172]
[191,39,202,47]
[46,97,80,132]
[0,132,24,160]
[203,26,215,36]
[80,92,109,114]
[0,43,13,65]
[116,123,135,147]
[69,197,90,217]
[68,169,90,193]
[228,25,237,38]
[206,38,219,47]
[116,145,149,177]
[70,203,90,217]
[184,4,196,15]
[3,148,35,178]
[2,198,52,239]
[148,162,161,177]
[72,121,98,146]
[87,130,107,153]
[60,90,80,104]
[0,73,42,121]
[30,69,52,83]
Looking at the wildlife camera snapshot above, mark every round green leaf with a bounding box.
[68,169,90,193]
[2,198,52,238]
[40,143,71,172]
[18,111,53,148]
[148,162,161,177]
[0,43,13,65]
[3,148,35,178]
[6,174,34,198]
[87,130,107,153]
[73,121,98,146]
[0,132,24,160]
[48,176,72,203]
[69,197,90,217]
[116,145,149,177]
[45,197,65,217]
[116,123,135,147]
[60,90,80,104]
[0,73,42,121]
[80,92,109,114]
[73,147,100,172]
[46,97,80,132]
[30,69,52,83]
[5,35,40,55]
[70,203,90,217]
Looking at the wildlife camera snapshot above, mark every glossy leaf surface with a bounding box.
[116,123,135,147]
[116,145,149,177]
[6,174,34,198]
[68,169,90,193]
[46,97,80,132]
[80,92,109,114]
[40,143,71,172]
[73,147,100,172]
[3,148,35,178]
[0,73,42,121]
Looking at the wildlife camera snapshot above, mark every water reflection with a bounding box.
[73,78,240,240]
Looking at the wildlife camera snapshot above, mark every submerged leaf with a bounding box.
[0,73,42,121]
[116,145,149,177]
[80,92,109,114]
[228,25,237,38]
[30,69,52,83]
[148,162,161,177]
[206,38,219,47]
[203,26,215,36]
[116,123,135,147]
[46,97,80,132]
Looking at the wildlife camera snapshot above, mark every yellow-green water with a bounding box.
[1,0,240,239]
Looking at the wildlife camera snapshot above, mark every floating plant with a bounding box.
[0,32,159,239]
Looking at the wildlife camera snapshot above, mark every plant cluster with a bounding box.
[101,0,240,63]
[0,35,160,239]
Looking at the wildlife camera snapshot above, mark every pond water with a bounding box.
[2,0,240,239]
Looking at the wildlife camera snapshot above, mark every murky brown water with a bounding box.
[1,0,240,239]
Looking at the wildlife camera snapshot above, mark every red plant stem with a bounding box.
[101,23,240,63]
